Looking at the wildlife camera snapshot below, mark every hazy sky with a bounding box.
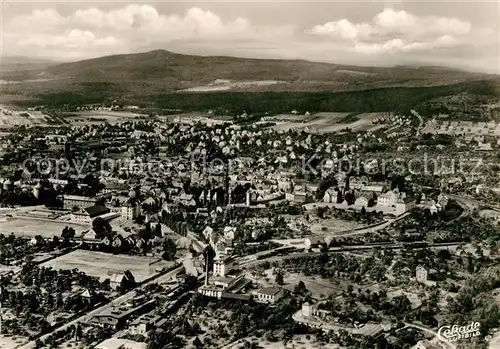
[2,1,499,73]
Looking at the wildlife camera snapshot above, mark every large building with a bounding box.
[213,256,236,277]
[256,287,283,304]
[71,204,111,224]
[121,200,141,220]
[63,195,98,210]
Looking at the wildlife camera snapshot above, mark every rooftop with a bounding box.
[258,287,282,296]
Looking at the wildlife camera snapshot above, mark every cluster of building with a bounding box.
[425,119,500,145]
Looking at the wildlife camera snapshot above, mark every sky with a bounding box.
[1,1,499,73]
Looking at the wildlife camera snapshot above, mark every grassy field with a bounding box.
[0,217,87,238]
[41,250,174,282]
[0,334,28,348]
[309,217,364,236]
[271,112,387,133]
[0,105,52,127]
[259,269,341,300]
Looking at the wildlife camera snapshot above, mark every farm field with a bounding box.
[0,217,87,238]
[41,250,175,282]
[68,110,150,125]
[271,112,388,133]
[0,105,55,127]
[0,334,28,348]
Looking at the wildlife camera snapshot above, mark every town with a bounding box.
[0,96,499,349]
[1,2,500,349]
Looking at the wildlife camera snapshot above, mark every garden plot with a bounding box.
[41,250,174,282]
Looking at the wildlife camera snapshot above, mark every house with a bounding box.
[129,313,164,337]
[256,287,283,304]
[377,191,398,207]
[101,234,114,246]
[126,235,146,249]
[304,237,325,250]
[354,196,369,208]
[416,266,428,283]
[103,182,129,194]
[82,229,98,240]
[202,226,214,241]
[395,198,415,216]
[416,266,437,286]
[223,226,237,242]
[29,235,44,246]
[109,270,136,291]
[300,302,331,318]
[112,235,126,249]
[437,193,449,208]
[80,288,97,304]
[177,193,196,207]
[323,189,336,203]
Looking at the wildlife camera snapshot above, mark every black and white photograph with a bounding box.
[0,1,499,348]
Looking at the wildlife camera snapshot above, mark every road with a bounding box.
[410,110,424,134]
[239,242,460,268]
[16,265,184,349]
[271,211,410,248]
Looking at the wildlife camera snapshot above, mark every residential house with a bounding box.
[129,313,165,337]
[29,235,44,246]
[354,196,369,208]
[304,237,325,250]
[109,271,136,291]
[256,287,283,304]
[112,235,126,249]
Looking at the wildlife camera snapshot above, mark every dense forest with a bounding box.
[9,78,500,117]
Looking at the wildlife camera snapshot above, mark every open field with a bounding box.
[259,269,341,300]
[480,209,500,222]
[270,112,387,133]
[67,110,150,125]
[0,216,87,238]
[0,105,55,127]
[309,218,364,235]
[41,250,175,282]
[181,79,286,92]
[0,335,28,348]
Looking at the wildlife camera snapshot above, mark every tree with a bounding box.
[361,206,367,215]
[61,226,76,240]
[92,217,111,237]
[154,223,162,237]
[316,206,327,219]
[162,239,177,261]
[294,280,307,294]
[193,337,204,349]
[275,272,284,285]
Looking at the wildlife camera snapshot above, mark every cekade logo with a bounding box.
[437,322,481,342]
